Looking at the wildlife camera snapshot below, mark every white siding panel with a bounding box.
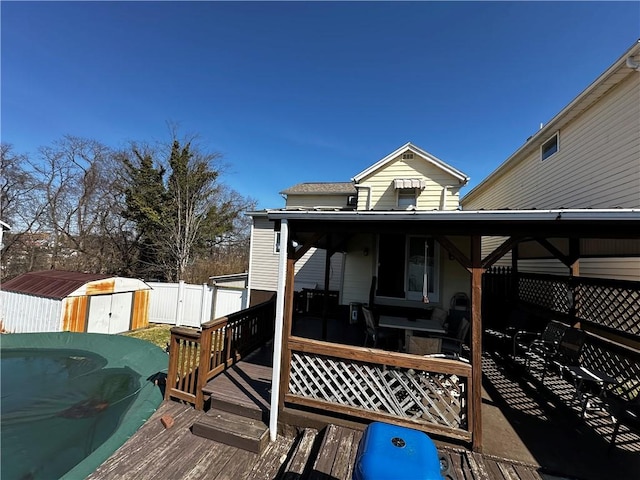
[359,154,462,211]
[1,292,63,333]
[342,235,375,305]
[249,217,280,292]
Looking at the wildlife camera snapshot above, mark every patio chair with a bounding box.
[541,327,587,383]
[524,320,569,371]
[431,317,470,359]
[362,306,396,349]
[603,378,640,452]
[485,307,537,358]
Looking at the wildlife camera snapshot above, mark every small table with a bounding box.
[564,365,617,416]
[378,315,447,349]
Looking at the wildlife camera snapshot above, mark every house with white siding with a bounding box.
[461,39,640,281]
[247,142,470,310]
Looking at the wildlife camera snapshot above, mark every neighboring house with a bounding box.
[248,142,470,310]
[461,39,640,281]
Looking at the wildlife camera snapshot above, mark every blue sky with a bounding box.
[2,1,639,209]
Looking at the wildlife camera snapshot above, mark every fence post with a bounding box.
[200,283,211,325]
[175,280,185,326]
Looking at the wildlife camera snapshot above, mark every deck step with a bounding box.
[192,408,269,454]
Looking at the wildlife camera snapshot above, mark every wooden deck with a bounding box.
[89,400,543,480]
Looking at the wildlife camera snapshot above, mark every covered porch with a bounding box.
[267,208,639,452]
[163,208,638,472]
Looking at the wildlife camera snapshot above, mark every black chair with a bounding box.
[524,320,568,371]
[603,379,640,452]
[541,327,587,383]
[485,308,537,358]
[362,306,396,349]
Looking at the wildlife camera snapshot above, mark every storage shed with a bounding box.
[1,270,152,334]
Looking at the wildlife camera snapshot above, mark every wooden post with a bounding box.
[569,238,580,327]
[471,235,483,452]
[195,329,212,410]
[511,243,519,304]
[165,331,180,401]
[280,258,295,412]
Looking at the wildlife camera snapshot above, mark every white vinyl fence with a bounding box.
[147,281,248,328]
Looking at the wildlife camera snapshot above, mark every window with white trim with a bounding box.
[397,189,417,209]
[541,133,559,161]
[274,231,281,253]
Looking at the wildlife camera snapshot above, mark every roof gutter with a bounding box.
[266,208,640,222]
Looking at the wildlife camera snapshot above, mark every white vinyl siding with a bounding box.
[249,216,345,293]
[463,73,640,210]
[248,216,281,291]
[357,153,462,211]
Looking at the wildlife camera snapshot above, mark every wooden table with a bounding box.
[378,315,446,348]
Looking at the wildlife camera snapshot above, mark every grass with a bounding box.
[123,323,173,349]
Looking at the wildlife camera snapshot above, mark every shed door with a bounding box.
[87,293,133,334]
[109,292,133,333]
[87,295,111,333]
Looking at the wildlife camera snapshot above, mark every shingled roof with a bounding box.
[280,182,356,195]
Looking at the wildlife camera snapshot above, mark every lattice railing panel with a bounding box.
[518,276,571,313]
[289,351,467,430]
[581,341,640,383]
[576,283,640,336]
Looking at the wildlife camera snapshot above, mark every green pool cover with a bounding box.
[1,332,168,480]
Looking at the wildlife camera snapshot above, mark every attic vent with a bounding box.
[402,153,414,159]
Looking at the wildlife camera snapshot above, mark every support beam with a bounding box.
[482,236,521,270]
[471,235,483,452]
[535,237,571,267]
[434,235,471,270]
[269,219,289,441]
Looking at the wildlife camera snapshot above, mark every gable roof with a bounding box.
[280,182,357,196]
[352,142,469,185]
[1,270,150,299]
[462,39,640,204]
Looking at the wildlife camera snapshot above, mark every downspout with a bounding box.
[269,218,288,441]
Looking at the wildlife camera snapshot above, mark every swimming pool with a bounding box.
[1,332,168,480]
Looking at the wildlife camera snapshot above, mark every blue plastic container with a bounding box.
[353,422,444,480]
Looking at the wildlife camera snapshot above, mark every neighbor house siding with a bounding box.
[463,73,640,211]
[463,70,640,281]
[357,154,462,211]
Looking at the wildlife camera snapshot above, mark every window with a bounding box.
[541,133,559,161]
[274,231,281,253]
[397,189,417,209]
[376,234,440,302]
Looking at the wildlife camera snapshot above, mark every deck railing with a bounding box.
[165,298,275,409]
[282,337,473,442]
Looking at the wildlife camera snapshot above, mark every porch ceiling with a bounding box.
[269,209,640,258]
